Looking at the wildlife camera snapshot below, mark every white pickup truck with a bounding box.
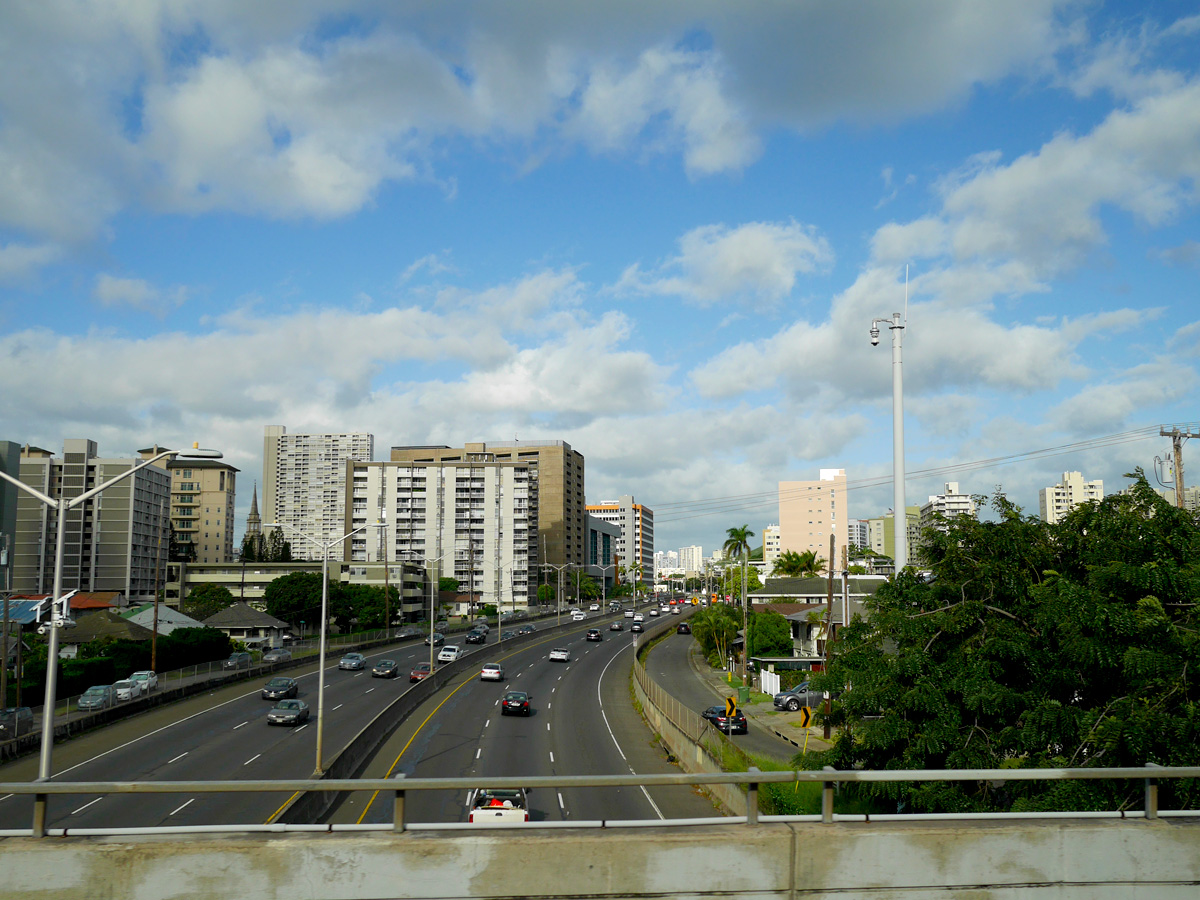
[467,788,530,824]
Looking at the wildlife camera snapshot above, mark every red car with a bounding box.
[410,662,434,683]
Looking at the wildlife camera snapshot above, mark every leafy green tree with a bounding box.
[240,532,265,562]
[748,610,793,657]
[263,571,324,628]
[690,604,742,667]
[772,549,826,577]
[577,574,600,600]
[807,474,1200,814]
[168,522,196,563]
[439,576,460,592]
[183,583,236,622]
[537,583,556,605]
[266,529,293,562]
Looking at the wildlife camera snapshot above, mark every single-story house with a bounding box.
[202,602,292,649]
[121,604,206,636]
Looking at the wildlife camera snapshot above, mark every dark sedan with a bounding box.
[585,628,602,642]
[676,622,691,634]
[500,630,517,640]
[424,632,445,647]
[501,690,532,716]
[517,623,535,635]
[372,659,400,678]
[464,630,487,644]
[701,706,748,734]
[266,699,310,726]
[261,677,298,700]
[631,622,644,633]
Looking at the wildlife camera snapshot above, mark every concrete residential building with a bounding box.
[778,469,848,574]
[0,440,20,593]
[390,440,585,574]
[849,519,869,553]
[12,440,171,602]
[346,457,539,612]
[1039,471,1104,524]
[679,545,704,574]
[262,426,374,560]
[165,455,239,564]
[762,524,781,573]
[586,495,654,585]
[867,507,920,564]
[919,483,977,531]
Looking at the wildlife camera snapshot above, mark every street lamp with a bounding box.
[0,442,221,836]
[262,520,382,775]
[870,310,907,571]
[542,560,572,628]
[596,563,616,608]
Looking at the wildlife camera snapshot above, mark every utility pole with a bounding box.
[1160,425,1200,508]
[151,498,165,671]
[824,532,835,739]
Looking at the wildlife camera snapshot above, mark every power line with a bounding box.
[652,426,1161,525]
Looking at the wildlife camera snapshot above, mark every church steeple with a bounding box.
[246,481,261,536]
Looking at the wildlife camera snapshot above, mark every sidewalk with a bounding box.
[683,643,831,758]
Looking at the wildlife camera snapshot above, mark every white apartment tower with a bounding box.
[919,483,977,532]
[762,525,782,572]
[678,545,704,574]
[262,426,374,560]
[1039,471,1104,524]
[778,469,848,574]
[345,457,538,611]
[586,495,654,584]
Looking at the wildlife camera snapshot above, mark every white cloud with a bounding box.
[93,274,187,315]
[617,220,832,309]
[0,242,61,283]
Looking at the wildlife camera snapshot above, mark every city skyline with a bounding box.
[1,3,1197,555]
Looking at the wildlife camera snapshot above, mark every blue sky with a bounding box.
[1,1,1198,556]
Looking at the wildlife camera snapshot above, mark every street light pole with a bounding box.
[263,520,380,775]
[0,443,221,836]
[871,311,907,572]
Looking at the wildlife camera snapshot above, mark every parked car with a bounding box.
[266,699,309,726]
[112,679,143,702]
[262,648,293,663]
[773,682,824,712]
[609,621,623,631]
[676,622,691,634]
[129,670,158,692]
[585,628,602,642]
[701,705,748,734]
[261,677,298,700]
[222,652,253,670]
[500,690,532,716]
[479,662,505,682]
[464,630,487,644]
[548,647,570,663]
[410,662,435,682]
[77,685,115,711]
[372,659,400,679]
[438,645,462,663]
[425,632,445,647]
[0,707,34,739]
[631,622,644,633]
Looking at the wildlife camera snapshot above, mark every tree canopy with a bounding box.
[772,549,826,577]
[747,609,793,657]
[183,583,235,622]
[807,474,1200,814]
[263,571,324,626]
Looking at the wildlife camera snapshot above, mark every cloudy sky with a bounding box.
[1,1,1198,556]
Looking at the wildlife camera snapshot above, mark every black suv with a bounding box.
[585,628,602,642]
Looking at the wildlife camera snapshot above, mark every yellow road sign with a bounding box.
[797,707,812,728]
[725,696,737,717]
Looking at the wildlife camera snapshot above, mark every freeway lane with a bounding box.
[330,618,718,826]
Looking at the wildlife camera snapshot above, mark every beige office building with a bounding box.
[166,457,239,564]
[778,469,847,574]
[262,426,374,560]
[13,440,170,602]
[390,441,585,571]
[1039,471,1104,524]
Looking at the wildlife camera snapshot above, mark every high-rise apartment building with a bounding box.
[390,440,585,570]
[919,483,977,530]
[778,469,848,573]
[346,457,538,610]
[867,507,920,563]
[262,426,374,560]
[762,525,781,572]
[1039,471,1104,524]
[165,455,239,564]
[679,545,704,574]
[0,441,21,593]
[849,519,869,553]
[586,495,654,583]
[12,440,171,601]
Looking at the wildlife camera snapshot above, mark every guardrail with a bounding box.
[3,765,1199,837]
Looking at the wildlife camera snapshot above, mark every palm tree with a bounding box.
[723,524,755,686]
[771,549,826,577]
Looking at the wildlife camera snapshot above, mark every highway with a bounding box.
[0,603,719,830]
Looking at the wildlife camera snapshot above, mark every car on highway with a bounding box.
[631,622,644,633]
[425,632,445,646]
[500,630,517,641]
[671,606,682,615]
[129,670,158,692]
[261,677,299,700]
[262,648,293,663]
[609,621,623,631]
[624,609,635,618]
[410,662,434,682]
[633,613,644,622]
[701,705,748,734]
[571,610,586,621]
[648,608,659,617]
[338,652,366,670]
[660,605,671,615]
[371,659,400,679]
[266,699,309,726]
[470,621,490,633]
[517,624,535,635]
[0,707,33,739]
[585,628,602,642]
[548,647,570,663]
[588,603,600,611]
[77,685,115,711]
[676,622,691,634]
[395,626,423,639]
[773,682,824,712]
[438,645,462,663]
[464,630,487,644]
[479,662,505,681]
[500,690,532,716]
[222,651,253,670]
[467,787,530,823]
[112,679,143,702]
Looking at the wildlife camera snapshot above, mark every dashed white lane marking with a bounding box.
[168,752,187,764]
[71,797,102,815]
[558,792,566,811]
[233,722,248,730]
[243,754,261,766]
[549,751,555,763]
[170,799,194,816]
[485,719,490,728]
[598,642,665,819]
[332,704,343,711]
[546,723,550,731]
[364,688,375,694]
[475,748,481,759]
